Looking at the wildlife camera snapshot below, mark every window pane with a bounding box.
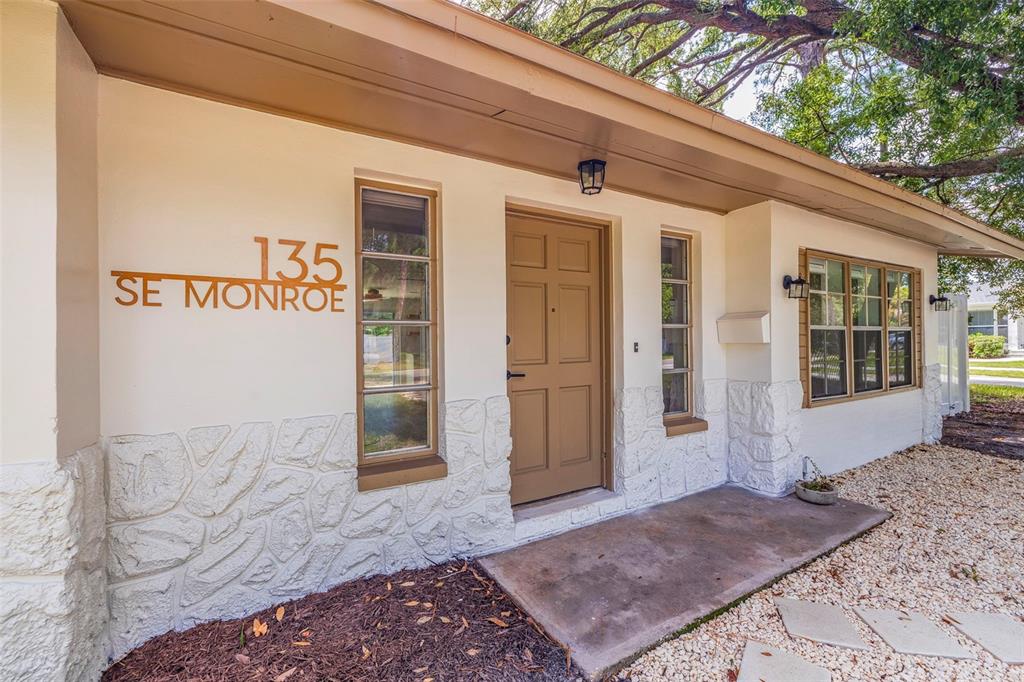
[662,328,689,370]
[851,265,865,295]
[661,237,687,280]
[810,329,847,399]
[363,390,430,455]
[809,293,825,326]
[853,330,883,393]
[361,189,428,256]
[363,325,430,388]
[662,282,688,324]
[888,330,913,387]
[853,294,881,327]
[827,260,845,292]
[809,258,825,291]
[362,258,428,321]
[865,267,881,296]
[663,372,689,414]
[827,294,846,326]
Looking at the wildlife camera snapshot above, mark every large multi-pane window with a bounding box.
[661,234,693,421]
[357,182,438,463]
[804,251,919,403]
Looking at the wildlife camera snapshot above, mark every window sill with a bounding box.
[357,454,448,492]
[807,384,921,408]
[664,416,709,437]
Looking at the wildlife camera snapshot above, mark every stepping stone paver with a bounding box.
[854,608,973,659]
[947,611,1024,664]
[775,597,869,650]
[737,640,831,682]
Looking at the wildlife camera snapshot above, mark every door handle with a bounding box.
[506,370,526,380]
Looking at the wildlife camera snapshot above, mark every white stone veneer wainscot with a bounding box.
[0,447,108,682]
[727,380,804,496]
[104,397,515,662]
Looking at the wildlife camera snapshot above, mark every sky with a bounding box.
[721,77,758,124]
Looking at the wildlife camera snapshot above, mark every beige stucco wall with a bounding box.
[98,76,727,436]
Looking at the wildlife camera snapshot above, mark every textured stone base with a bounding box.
[0,446,107,682]
[727,380,804,496]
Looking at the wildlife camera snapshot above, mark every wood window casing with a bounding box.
[661,232,706,435]
[355,179,445,491]
[798,248,923,408]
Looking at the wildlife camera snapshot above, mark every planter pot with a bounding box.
[795,481,838,505]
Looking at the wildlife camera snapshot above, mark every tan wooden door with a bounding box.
[506,212,604,505]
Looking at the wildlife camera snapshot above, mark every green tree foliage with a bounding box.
[468,0,1024,313]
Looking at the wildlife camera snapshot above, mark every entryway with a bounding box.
[505,209,608,505]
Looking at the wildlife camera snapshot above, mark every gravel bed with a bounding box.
[622,445,1024,681]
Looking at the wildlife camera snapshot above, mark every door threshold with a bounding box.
[513,485,620,520]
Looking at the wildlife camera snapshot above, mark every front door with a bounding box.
[506,211,605,505]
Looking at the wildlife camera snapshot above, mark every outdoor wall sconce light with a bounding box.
[578,159,606,195]
[782,275,809,300]
[929,294,951,311]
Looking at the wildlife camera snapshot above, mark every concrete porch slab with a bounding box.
[479,485,889,679]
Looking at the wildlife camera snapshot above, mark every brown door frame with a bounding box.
[505,203,615,500]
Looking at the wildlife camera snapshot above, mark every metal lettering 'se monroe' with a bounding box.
[111,236,347,312]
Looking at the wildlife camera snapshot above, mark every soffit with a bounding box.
[59,0,1024,259]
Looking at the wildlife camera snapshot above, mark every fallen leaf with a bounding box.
[235,653,251,665]
[275,606,285,622]
[501,611,511,617]
[760,651,772,657]
[440,616,452,624]
[274,668,297,682]
[487,617,509,628]
[435,581,444,587]
[423,602,434,609]
[362,645,371,660]
[253,618,269,638]
[292,641,311,647]
[387,582,393,591]
[414,667,428,673]
[300,629,312,638]
[400,581,416,587]
[424,678,434,682]
[416,616,433,625]
[467,648,481,656]
[726,671,738,682]
[462,616,469,628]
[404,600,420,607]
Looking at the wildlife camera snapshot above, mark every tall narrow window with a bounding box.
[809,257,848,399]
[851,264,883,393]
[887,269,913,388]
[661,234,692,420]
[357,182,438,463]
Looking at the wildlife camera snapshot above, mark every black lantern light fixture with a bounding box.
[782,274,809,300]
[577,159,606,195]
[929,294,951,311]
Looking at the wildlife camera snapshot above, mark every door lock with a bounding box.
[506,370,526,380]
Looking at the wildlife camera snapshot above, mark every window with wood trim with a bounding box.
[801,250,921,405]
[661,234,693,422]
[356,181,439,465]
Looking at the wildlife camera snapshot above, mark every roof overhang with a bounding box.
[60,0,1024,260]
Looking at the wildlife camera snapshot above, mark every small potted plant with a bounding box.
[795,457,838,505]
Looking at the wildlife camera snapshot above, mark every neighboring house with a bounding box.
[3,1,1023,680]
[968,284,1023,350]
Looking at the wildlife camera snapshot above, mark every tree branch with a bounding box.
[856,147,1024,179]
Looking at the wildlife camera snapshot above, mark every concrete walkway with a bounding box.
[479,485,889,679]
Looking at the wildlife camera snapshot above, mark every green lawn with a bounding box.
[969,368,1024,379]
[970,359,1024,369]
[971,383,1024,403]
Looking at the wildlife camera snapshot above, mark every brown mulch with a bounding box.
[103,560,583,682]
[941,398,1024,460]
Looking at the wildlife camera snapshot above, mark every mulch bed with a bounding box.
[942,398,1024,460]
[103,560,583,682]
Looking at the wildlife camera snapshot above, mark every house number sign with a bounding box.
[111,237,347,312]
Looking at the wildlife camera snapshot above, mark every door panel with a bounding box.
[506,213,604,505]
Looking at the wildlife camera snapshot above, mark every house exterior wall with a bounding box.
[1,37,946,679]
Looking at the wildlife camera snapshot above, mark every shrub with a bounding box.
[969,334,1007,359]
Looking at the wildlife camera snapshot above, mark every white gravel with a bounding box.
[622,445,1024,681]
